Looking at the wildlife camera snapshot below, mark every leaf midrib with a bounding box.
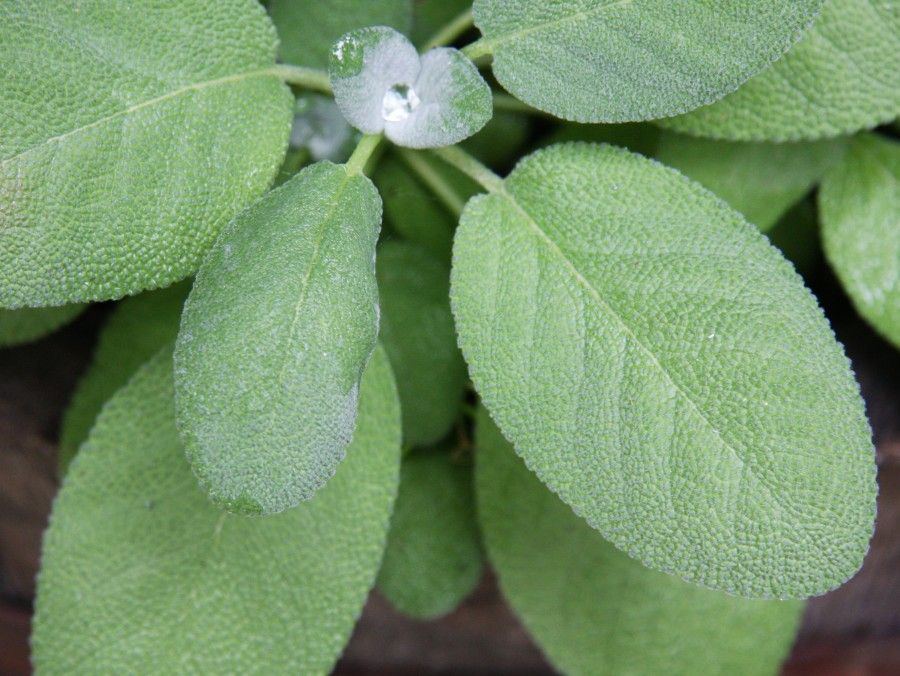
[0,67,280,166]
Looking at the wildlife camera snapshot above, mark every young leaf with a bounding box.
[820,134,900,349]
[476,408,804,676]
[58,282,191,476]
[470,0,823,123]
[0,0,293,307]
[378,241,467,446]
[330,27,492,148]
[451,143,876,598]
[270,0,412,69]
[656,131,847,231]
[377,446,483,618]
[0,304,84,348]
[33,346,401,674]
[175,162,381,515]
[664,0,900,141]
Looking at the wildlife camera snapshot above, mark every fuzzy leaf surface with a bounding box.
[471,0,823,123]
[664,0,900,141]
[0,0,293,307]
[451,143,876,598]
[175,162,381,515]
[377,447,483,618]
[820,134,900,348]
[33,346,401,675]
[476,408,804,676]
[0,304,84,348]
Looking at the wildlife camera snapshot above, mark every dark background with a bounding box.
[2,265,898,675]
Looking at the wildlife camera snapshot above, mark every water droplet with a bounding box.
[382,84,420,123]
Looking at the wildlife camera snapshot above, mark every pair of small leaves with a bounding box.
[330,26,492,148]
[0,0,293,308]
[452,142,876,598]
[34,346,401,674]
[476,408,804,676]
[820,133,900,349]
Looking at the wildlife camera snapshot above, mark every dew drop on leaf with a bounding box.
[382,84,420,123]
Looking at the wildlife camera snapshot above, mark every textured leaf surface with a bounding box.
[476,408,804,676]
[175,162,381,515]
[34,346,401,675]
[58,283,190,475]
[664,0,900,141]
[471,0,823,123]
[270,0,411,69]
[656,131,847,231]
[820,134,900,348]
[377,447,483,618]
[378,241,467,446]
[0,0,293,307]
[452,143,876,598]
[0,304,83,348]
[330,27,491,148]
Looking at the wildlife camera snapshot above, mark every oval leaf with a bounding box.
[0,304,83,348]
[451,143,876,598]
[471,0,823,123]
[33,346,401,674]
[820,134,900,349]
[330,27,492,148]
[664,0,900,141]
[0,0,293,307]
[476,408,804,676]
[175,162,381,515]
[377,446,483,618]
[378,241,467,445]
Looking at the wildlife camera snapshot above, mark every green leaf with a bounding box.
[270,0,412,69]
[475,408,805,676]
[0,0,293,308]
[663,0,900,141]
[412,0,473,46]
[820,133,900,349]
[33,345,401,674]
[471,0,824,123]
[378,241,467,446]
[377,446,483,618]
[451,143,876,598]
[656,131,847,231]
[330,27,492,148]
[58,282,190,476]
[540,122,661,157]
[0,304,84,348]
[174,162,381,515]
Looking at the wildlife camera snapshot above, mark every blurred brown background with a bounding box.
[2,268,898,675]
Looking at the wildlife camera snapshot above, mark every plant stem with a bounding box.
[461,39,492,62]
[493,92,546,117]
[397,149,467,218]
[430,145,504,194]
[422,8,475,50]
[271,64,332,94]
[346,134,383,176]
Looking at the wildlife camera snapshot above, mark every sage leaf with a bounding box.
[820,134,900,349]
[377,446,483,618]
[471,0,823,123]
[664,0,900,141]
[33,346,401,675]
[656,131,847,231]
[0,304,84,348]
[451,143,876,598]
[0,0,293,307]
[270,0,412,69]
[175,162,381,515]
[476,408,804,676]
[378,241,467,446]
[330,27,492,148]
[59,282,190,476]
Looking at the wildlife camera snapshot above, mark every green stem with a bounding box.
[493,92,546,117]
[397,149,467,218]
[461,38,492,62]
[430,145,504,194]
[271,64,332,94]
[346,134,383,176]
[422,8,475,50]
